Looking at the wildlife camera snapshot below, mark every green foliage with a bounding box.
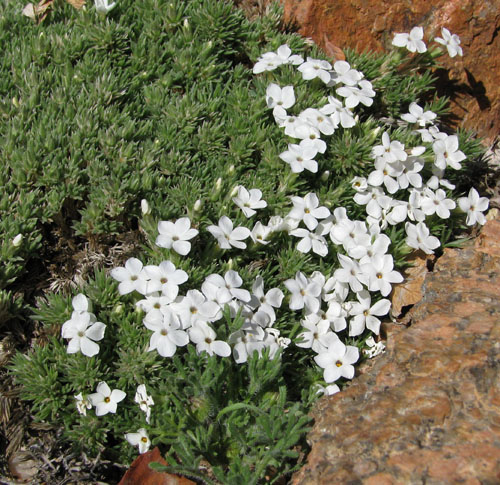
[4,0,489,483]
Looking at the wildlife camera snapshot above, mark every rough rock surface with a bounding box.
[283,0,500,144]
[292,216,500,484]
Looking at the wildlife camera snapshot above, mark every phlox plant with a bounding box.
[6,0,491,483]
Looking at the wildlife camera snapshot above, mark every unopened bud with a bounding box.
[183,18,189,29]
[113,304,124,315]
[193,199,202,212]
[227,165,235,174]
[230,185,239,197]
[141,199,151,215]
[12,97,19,108]
[12,234,23,247]
[215,177,222,191]
[321,171,330,182]
[227,258,234,269]
[372,126,381,137]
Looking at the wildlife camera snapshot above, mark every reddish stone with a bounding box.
[293,216,500,484]
[283,0,500,144]
[118,447,196,485]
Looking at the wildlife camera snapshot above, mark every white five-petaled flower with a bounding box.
[298,57,332,84]
[125,428,151,454]
[143,261,188,301]
[361,254,404,297]
[188,321,231,357]
[88,382,126,416]
[284,271,322,314]
[432,135,466,170]
[75,393,92,416]
[288,193,330,230]
[232,186,267,218]
[110,257,148,295]
[405,222,441,254]
[135,385,154,424]
[289,227,329,257]
[279,142,318,174]
[249,276,284,322]
[348,290,391,336]
[392,26,427,53]
[420,188,456,219]
[458,188,489,226]
[156,217,198,256]
[435,27,463,58]
[95,0,116,15]
[144,308,189,357]
[401,102,437,127]
[252,44,303,74]
[203,270,251,304]
[61,312,106,357]
[207,216,251,250]
[336,79,375,108]
[265,84,296,111]
[314,338,359,383]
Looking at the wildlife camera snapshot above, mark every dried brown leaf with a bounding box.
[391,251,432,318]
[65,0,86,9]
[118,447,196,485]
[22,0,54,23]
[323,33,346,62]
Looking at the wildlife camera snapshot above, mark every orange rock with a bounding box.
[283,0,500,144]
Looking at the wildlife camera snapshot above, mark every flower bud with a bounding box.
[230,185,239,197]
[227,165,235,174]
[141,199,151,215]
[12,234,23,247]
[193,199,202,212]
[227,258,234,269]
[321,171,330,182]
[12,97,19,108]
[215,177,222,191]
[113,304,124,315]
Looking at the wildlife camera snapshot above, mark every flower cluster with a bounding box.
[392,26,463,58]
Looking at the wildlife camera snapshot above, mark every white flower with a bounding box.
[248,276,284,322]
[288,193,330,230]
[266,84,295,111]
[349,290,391,336]
[279,142,318,174]
[144,261,188,300]
[458,188,489,226]
[420,188,456,219]
[372,132,407,164]
[363,336,386,358]
[432,134,466,170]
[71,293,90,314]
[155,217,198,256]
[144,308,189,357]
[125,428,151,454]
[289,227,329,257]
[228,329,265,364]
[252,45,303,74]
[435,27,463,57]
[299,108,336,136]
[61,312,106,357]
[392,26,427,53]
[361,254,404,297]
[250,221,272,245]
[110,257,148,295]
[334,254,365,293]
[405,222,441,254]
[188,321,231,357]
[298,57,332,84]
[12,234,23,247]
[315,383,340,396]
[336,80,375,108]
[296,316,334,353]
[89,382,126,416]
[135,385,154,424]
[140,199,151,215]
[232,186,267,218]
[284,271,321,313]
[320,96,356,128]
[173,289,221,328]
[401,102,437,127]
[207,216,251,250]
[353,186,392,219]
[417,125,447,143]
[203,270,251,303]
[329,60,363,86]
[95,0,116,15]
[75,393,92,416]
[314,339,359,383]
